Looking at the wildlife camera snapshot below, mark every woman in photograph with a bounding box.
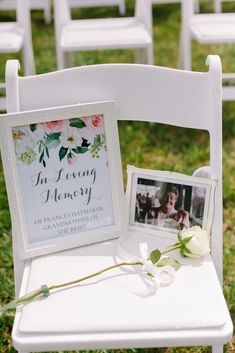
[150,186,190,230]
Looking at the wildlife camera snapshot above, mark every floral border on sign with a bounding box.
[12,115,105,167]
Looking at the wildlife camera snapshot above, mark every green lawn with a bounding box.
[0,1,235,352]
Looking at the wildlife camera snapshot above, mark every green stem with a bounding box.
[161,244,181,255]
[50,261,143,290]
[0,261,143,315]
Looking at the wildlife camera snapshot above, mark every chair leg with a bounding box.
[194,0,200,13]
[22,43,36,76]
[135,48,145,64]
[146,45,154,65]
[178,28,192,70]
[119,0,126,15]
[214,0,222,13]
[65,52,74,68]
[57,49,67,70]
[212,345,223,353]
[43,1,51,24]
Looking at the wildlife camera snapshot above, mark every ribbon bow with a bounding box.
[118,242,175,297]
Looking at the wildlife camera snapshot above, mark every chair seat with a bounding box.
[60,17,152,51]
[12,231,233,352]
[190,13,235,44]
[0,22,23,52]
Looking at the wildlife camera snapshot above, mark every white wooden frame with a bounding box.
[0,101,125,258]
[126,165,216,239]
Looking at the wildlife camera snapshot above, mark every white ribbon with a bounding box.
[118,241,175,297]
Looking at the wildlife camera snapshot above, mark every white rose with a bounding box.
[179,226,210,258]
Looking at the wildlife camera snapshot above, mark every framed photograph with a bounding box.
[126,165,216,239]
[0,101,125,258]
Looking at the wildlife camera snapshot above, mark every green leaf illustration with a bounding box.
[39,151,44,163]
[44,132,61,149]
[59,146,68,161]
[93,134,101,148]
[69,118,86,129]
[30,124,37,132]
[157,257,181,271]
[72,146,88,154]
[67,151,72,159]
[150,249,161,264]
[45,146,49,158]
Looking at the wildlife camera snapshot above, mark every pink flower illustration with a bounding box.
[43,120,65,132]
[91,115,103,128]
[67,155,77,165]
[82,115,104,139]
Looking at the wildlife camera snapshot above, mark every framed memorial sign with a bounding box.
[126,165,216,240]
[0,101,125,258]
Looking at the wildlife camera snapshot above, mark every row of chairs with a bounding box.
[1,0,233,18]
[1,0,235,105]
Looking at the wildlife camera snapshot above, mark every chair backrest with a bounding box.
[5,57,223,294]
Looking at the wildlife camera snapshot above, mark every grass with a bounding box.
[0,1,235,352]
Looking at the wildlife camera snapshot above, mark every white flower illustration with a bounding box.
[59,127,82,148]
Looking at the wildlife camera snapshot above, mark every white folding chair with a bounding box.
[69,0,126,16]
[53,0,153,69]
[0,0,35,76]
[180,0,235,100]
[0,0,35,110]
[0,0,51,24]
[4,56,233,353]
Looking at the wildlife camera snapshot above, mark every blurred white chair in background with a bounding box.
[180,0,235,100]
[0,0,35,110]
[54,0,153,69]
[69,0,126,16]
[0,0,51,24]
